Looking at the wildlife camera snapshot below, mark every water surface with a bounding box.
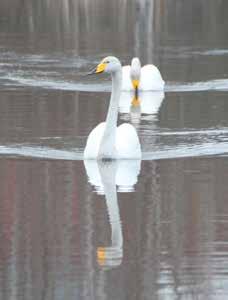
[0,0,228,299]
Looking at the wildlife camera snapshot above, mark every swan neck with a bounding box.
[98,70,122,159]
[106,70,122,125]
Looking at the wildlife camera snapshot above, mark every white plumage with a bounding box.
[84,122,141,159]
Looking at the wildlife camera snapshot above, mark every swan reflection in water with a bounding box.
[84,159,141,268]
[119,91,165,124]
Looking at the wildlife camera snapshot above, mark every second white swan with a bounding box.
[84,56,141,160]
[122,57,164,94]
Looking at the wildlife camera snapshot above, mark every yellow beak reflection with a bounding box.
[96,62,107,73]
[97,247,106,265]
[131,96,141,107]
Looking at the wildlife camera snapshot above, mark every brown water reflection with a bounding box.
[0,158,228,298]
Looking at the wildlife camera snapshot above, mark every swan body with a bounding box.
[122,57,164,92]
[84,122,141,159]
[84,56,141,160]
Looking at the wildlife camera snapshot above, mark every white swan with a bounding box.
[122,57,164,93]
[84,56,141,160]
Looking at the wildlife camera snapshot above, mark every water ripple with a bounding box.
[0,74,111,92]
[1,72,228,93]
[193,49,228,56]
[165,79,228,92]
[0,138,227,161]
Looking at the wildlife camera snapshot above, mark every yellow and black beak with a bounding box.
[88,62,107,75]
[132,79,140,98]
[132,79,140,90]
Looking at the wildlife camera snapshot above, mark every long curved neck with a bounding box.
[98,70,122,159]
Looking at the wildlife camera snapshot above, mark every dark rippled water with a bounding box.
[0,0,228,299]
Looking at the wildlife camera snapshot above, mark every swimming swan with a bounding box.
[122,57,164,94]
[84,56,141,160]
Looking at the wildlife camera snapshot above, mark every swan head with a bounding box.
[130,57,141,90]
[90,56,122,75]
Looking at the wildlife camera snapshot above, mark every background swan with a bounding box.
[84,56,141,160]
[122,57,164,93]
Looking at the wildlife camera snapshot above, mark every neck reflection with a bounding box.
[119,91,165,124]
[84,159,141,269]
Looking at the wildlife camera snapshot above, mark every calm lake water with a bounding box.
[0,0,228,299]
